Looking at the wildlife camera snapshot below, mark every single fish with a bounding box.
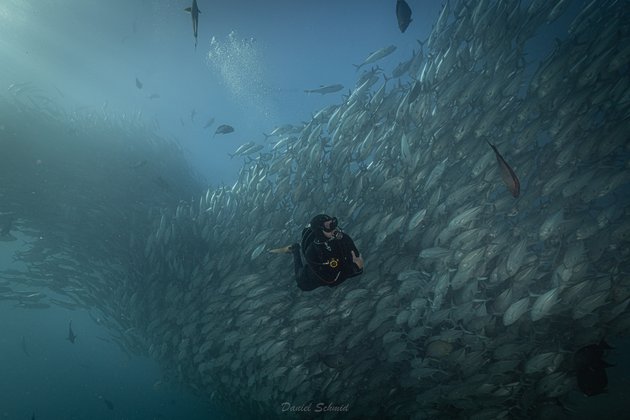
[304,84,344,95]
[214,124,234,137]
[104,399,114,410]
[184,0,201,50]
[191,109,196,123]
[250,243,266,260]
[486,140,520,197]
[502,297,529,326]
[353,45,397,71]
[67,321,77,343]
[148,93,160,100]
[396,0,413,33]
[135,77,142,89]
[229,142,264,158]
[530,287,562,321]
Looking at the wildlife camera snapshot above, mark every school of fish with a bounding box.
[1,0,630,418]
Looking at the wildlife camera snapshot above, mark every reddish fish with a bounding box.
[486,140,520,197]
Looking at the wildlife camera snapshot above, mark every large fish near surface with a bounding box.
[396,0,413,33]
[486,140,520,197]
[184,0,201,50]
[304,84,344,95]
[214,124,234,137]
[353,45,397,71]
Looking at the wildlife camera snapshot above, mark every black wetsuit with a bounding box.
[292,233,363,291]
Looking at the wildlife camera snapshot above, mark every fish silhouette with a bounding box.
[304,84,344,95]
[214,124,235,137]
[184,0,201,50]
[574,339,614,396]
[396,0,412,33]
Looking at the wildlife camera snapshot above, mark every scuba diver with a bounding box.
[269,214,364,291]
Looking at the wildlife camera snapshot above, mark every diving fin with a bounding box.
[268,244,295,254]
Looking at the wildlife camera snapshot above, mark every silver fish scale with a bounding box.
[573,290,610,319]
[506,239,528,276]
[530,287,562,322]
[524,352,563,374]
[502,297,530,326]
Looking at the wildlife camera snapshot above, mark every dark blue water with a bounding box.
[0,240,229,420]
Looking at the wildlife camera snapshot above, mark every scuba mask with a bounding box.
[323,218,343,240]
[309,214,343,244]
[322,217,338,232]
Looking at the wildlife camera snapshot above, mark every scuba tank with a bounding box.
[301,227,314,252]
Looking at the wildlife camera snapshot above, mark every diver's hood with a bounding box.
[309,214,333,241]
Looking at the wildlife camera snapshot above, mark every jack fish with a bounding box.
[354,45,397,71]
[214,124,235,137]
[304,84,344,95]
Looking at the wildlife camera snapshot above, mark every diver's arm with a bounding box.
[343,234,360,255]
[342,235,364,272]
[304,244,321,266]
[351,250,364,270]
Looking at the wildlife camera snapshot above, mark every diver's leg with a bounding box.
[291,244,303,278]
[296,267,321,291]
[290,244,320,291]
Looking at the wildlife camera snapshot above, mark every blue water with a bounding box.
[0,2,446,414]
[2,0,629,418]
[0,240,227,420]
